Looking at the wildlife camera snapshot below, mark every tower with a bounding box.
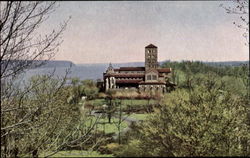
[106,63,114,74]
[145,44,158,71]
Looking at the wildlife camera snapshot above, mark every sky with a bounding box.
[41,1,249,64]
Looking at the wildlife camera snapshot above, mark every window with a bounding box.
[152,75,157,80]
[147,75,151,80]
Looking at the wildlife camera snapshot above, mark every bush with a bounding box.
[114,140,144,157]
[114,74,250,157]
[133,81,250,156]
[98,143,120,154]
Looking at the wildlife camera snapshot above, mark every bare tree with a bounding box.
[0,1,68,79]
[220,0,249,45]
[0,1,100,157]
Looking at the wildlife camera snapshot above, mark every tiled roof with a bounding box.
[139,81,166,85]
[116,74,144,77]
[145,44,157,48]
[116,79,143,84]
[104,74,144,78]
[157,68,171,73]
[119,67,145,71]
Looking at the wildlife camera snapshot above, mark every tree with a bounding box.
[68,77,85,104]
[0,1,68,131]
[116,75,250,157]
[82,79,99,100]
[1,75,100,157]
[11,75,78,157]
[114,140,143,157]
[0,1,69,79]
[220,0,249,45]
[220,0,250,143]
[105,90,116,123]
[0,1,98,157]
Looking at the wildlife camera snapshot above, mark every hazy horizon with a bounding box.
[39,1,249,64]
[41,59,250,65]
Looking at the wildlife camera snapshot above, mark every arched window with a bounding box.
[147,75,151,80]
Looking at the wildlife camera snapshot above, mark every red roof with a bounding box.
[119,67,145,71]
[157,68,171,73]
[105,74,145,78]
[145,44,157,48]
[116,79,143,84]
[139,81,166,85]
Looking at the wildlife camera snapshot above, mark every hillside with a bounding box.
[17,60,249,83]
[161,60,249,66]
[34,60,76,68]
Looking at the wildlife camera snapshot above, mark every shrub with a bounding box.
[98,143,120,154]
[114,140,144,157]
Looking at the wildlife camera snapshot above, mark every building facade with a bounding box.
[103,44,173,93]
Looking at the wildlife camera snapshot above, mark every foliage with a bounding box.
[81,79,99,100]
[161,61,249,96]
[1,75,99,157]
[98,143,120,154]
[68,78,99,104]
[115,74,250,157]
[114,140,143,157]
[0,2,71,157]
[105,89,163,100]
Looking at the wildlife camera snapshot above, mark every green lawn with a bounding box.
[40,150,113,157]
[129,113,151,120]
[88,99,106,106]
[86,116,128,134]
[121,99,157,106]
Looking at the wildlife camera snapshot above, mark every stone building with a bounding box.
[103,44,173,93]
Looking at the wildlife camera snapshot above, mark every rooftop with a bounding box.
[145,44,157,48]
[139,81,166,85]
[104,74,145,78]
[118,67,145,71]
[157,68,171,73]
